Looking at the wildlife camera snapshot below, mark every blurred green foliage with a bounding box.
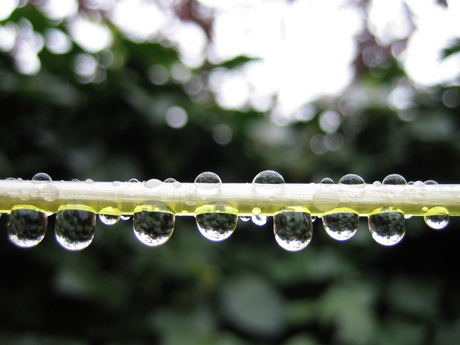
[1,1,460,345]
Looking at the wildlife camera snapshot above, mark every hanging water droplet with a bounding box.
[273,207,313,251]
[320,177,334,184]
[133,209,175,247]
[322,208,359,241]
[382,174,407,185]
[252,214,268,226]
[8,208,48,248]
[32,172,52,183]
[120,215,131,221]
[99,214,120,226]
[144,179,162,188]
[338,174,365,185]
[252,170,285,186]
[424,206,449,230]
[195,203,238,241]
[240,215,251,222]
[368,207,405,246]
[194,171,222,190]
[55,206,96,251]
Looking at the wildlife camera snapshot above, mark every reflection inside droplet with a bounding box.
[273,208,312,251]
[195,203,238,241]
[8,208,48,248]
[322,208,359,241]
[55,208,96,251]
[424,206,449,230]
[133,210,175,246]
[368,207,405,246]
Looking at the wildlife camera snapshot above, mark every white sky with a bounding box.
[0,0,459,119]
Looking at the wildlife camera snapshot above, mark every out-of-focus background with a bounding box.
[1,0,460,344]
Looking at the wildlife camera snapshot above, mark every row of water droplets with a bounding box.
[3,171,451,252]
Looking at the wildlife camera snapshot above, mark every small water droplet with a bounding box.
[273,208,312,251]
[194,172,222,189]
[8,208,48,248]
[320,177,334,184]
[414,181,424,187]
[195,203,238,241]
[252,214,268,226]
[55,207,96,251]
[144,179,162,188]
[252,170,285,186]
[112,181,121,187]
[42,184,59,201]
[32,172,52,183]
[99,214,121,226]
[240,215,251,222]
[338,174,365,185]
[382,174,407,185]
[129,178,140,183]
[120,215,131,221]
[373,181,382,186]
[133,210,175,246]
[164,177,181,188]
[368,207,405,246]
[424,180,438,185]
[323,208,359,241]
[85,178,94,184]
[424,206,449,230]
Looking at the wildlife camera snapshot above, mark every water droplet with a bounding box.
[322,208,359,241]
[120,215,131,221]
[312,188,339,212]
[129,178,140,183]
[85,178,94,184]
[112,181,121,187]
[8,208,48,248]
[99,214,121,226]
[144,179,162,188]
[252,170,285,186]
[194,172,222,189]
[373,181,382,186]
[320,177,334,184]
[240,215,251,222]
[273,207,313,251]
[368,207,405,246]
[252,214,268,226]
[414,181,424,187]
[424,206,449,230]
[195,203,238,241]
[41,184,59,201]
[133,210,175,246]
[32,172,52,183]
[424,180,438,185]
[339,174,365,185]
[55,207,96,251]
[164,177,181,188]
[382,174,407,185]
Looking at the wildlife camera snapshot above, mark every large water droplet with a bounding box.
[322,208,359,241]
[368,207,405,246]
[99,214,121,226]
[8,208,48,248]
[195,203,238,241]
[32,172,52,183]
[424,206,449,230]
[194,172,222,189]
[382,174,407,185]
[339,174,365,185]
[252,170,285,186]
[133,210,175,246]
[55,207,96,251]
[273,207,312,251]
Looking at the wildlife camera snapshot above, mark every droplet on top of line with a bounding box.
[368,207,405,246]
[382,174,407,185]
[32,172,52,183]
[195,203,238,241]
[338,174,365,185]
[424,206,449,230]
[194,172,222,190]
[322,208,359,241]
[133,209,175,246]
[252,170,285,186]
[273,207,312,251]
[55,207,96,251]
[320,177,334,184]
[8,208,48,248]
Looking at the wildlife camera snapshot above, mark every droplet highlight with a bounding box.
[194,172,222,189]
[322,208,359,241]
[273,207,313,251]
[424,206,449,230]
[368,207,405,246]
[195,203,238,241]
[8,208,48,248]
[32,172,52,183]
[133,208,175,247]
[55,206,96,251]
